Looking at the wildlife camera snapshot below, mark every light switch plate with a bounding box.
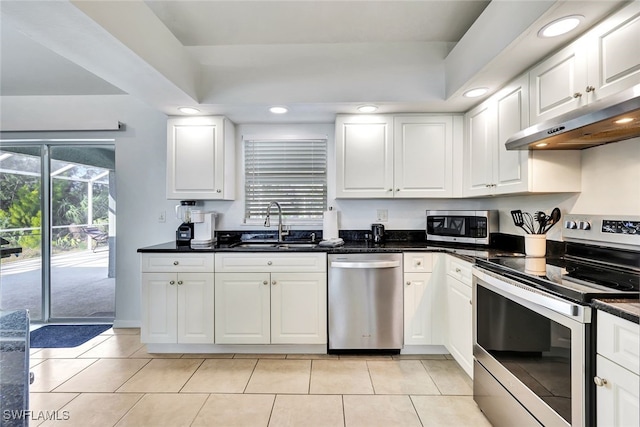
[158,211,166,223]
[376,209,388,222]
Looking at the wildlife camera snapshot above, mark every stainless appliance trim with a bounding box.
[506,83,640,150]
[426,210,498,246]
[473,266,588,427]
[328,253,403,351]
[330,260,401,269]
[472,267,589,320]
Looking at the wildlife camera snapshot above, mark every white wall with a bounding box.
[2,95,638,327]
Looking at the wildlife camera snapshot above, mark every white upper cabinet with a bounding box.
[464,74,581,197]
[335,115,394,198]
[530,2,640,125]
[529,41,588,124]
[335,114,458,198]
[166,116,235,200]
[393,115,456,198]
[586,1,640,101]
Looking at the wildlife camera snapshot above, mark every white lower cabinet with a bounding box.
[445,255,473,378]
[141,253,215,344]
[595,311,640,427]
[141,272,214,344]
[214,253,327,345]
[403,252,446,346]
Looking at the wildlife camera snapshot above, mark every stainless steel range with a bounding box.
[472,214,640,427]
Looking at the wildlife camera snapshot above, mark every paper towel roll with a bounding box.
[323,210,339,239]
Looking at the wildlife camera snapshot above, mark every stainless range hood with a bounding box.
[506,84,640,150]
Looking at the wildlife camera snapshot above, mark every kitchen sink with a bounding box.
[229,241,318,249]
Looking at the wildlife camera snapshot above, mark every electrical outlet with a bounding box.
[158,211,166,223]
[376,209,388,222]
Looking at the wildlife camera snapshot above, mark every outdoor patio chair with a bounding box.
[82,227,108,252]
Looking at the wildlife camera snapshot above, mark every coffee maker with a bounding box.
[371,223,385,244]
[190,211,217,249]
[175,200,196,246]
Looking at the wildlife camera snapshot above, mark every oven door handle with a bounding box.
[473,267,585,319]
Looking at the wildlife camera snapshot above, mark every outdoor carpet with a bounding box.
[30,324,112,348]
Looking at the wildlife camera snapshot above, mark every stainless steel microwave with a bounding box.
[426,210,498,245]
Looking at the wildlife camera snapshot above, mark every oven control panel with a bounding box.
[563,214,640,249]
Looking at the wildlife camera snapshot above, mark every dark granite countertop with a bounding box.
[137,240,517,263]
[593,299,640,324]
[1,309,30,427]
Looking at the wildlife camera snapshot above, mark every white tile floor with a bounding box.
[28,328,492,427]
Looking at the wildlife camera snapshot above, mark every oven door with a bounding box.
[473,267,592,427]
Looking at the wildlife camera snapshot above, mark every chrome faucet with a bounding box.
[264,201,290,242]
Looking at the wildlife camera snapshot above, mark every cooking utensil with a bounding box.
[534,211,548,234]
[523,212,536,235]
[543,207,561,233]
[511,210,532,234]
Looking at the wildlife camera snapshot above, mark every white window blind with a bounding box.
[244,137,327,222]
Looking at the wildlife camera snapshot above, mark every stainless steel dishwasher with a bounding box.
[328,253,403,351]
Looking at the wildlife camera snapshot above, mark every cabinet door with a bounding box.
[493,76,530,194]
[587,1,640,101]
[167,116,229,200]
[446,276,473,378]
[404,272,433,345]
[393,116,454,197]
[335,115,394,198]
[214,273,270,344]
[177,273,214,344]
[529,41,588,125]
[270,272,327,344]
[596,355,640,427]
[141,273,178,343]
[463,102,495,197]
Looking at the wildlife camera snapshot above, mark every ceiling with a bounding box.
[0,1,629,124]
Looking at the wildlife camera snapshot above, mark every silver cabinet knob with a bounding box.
[271,280,277,285]
[30,372,35,384]
[388,189,393,192]
[406,281,411,286]
[263,281,268,285]
[177,280,183,285]
[455,268,462,273]
[267,261,273,266]
[173,261,179,265]
[396,188,400,192]
[593,376,607,387]
[416,261,421,266]
[573,92,583,98]
[585,85,596,93]
[169,280,176,285]
[216,189,222,193]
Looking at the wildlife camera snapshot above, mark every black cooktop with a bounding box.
[476,253,640,304]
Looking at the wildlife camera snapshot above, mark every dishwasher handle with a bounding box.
[330,260,401,269]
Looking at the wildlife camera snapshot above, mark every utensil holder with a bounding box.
[524,234,546,257]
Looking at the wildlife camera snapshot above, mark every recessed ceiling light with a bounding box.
[463,88,488,98]
[269,106,288,114]
[178,107,200,114]
[538,15,583,38]
[614,117,634,124]
[357,105,378,113]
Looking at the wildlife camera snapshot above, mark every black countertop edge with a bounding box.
[137,241,523,264]
[593,299,640,324]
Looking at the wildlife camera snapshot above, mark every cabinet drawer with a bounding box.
[597,311,639,375]
[446,255,472,285]
[215,252,327,273]
[141,253,214,273]
[403,252,433,273]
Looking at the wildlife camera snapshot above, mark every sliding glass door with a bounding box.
[0,141,115,323]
